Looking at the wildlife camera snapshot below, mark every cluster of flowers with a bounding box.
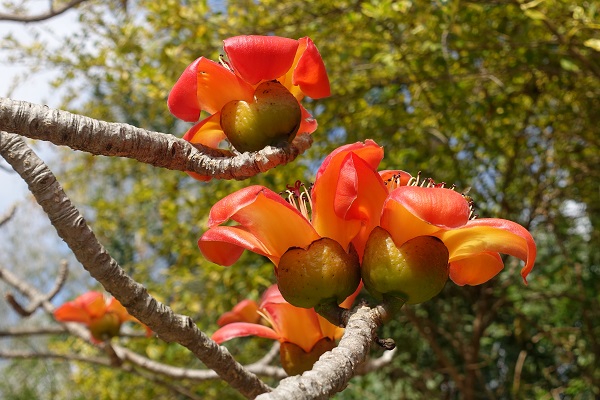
[55,35,536,375]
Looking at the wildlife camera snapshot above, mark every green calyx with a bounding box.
[89,313,121,342]
[220,80,301,152]
[362,227,450,306]
[277,237,361,309]
[280,338,336,375]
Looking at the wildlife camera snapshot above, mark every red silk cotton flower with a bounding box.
[213,284,356,375]
[54,291,151,342]
[168,35,330,179]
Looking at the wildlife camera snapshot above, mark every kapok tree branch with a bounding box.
[0,97,312,180]
[0,131,271,399]
[0,0,89,23]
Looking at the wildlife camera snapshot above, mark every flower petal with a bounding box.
[195,58,254,114]
[54,302,93,324]
[205,186,320,264]
[439,218,536,284]
[224,35,299,85]
[292,37,330,99]
[449,251,504,286]
[312,140,383,249]
[334,153,389,257]
[199,225,269,266]
[212,322,279,343]
[262,302,324,353]
[379,170,413,186]
[168,57,202,121]
[298,105,317,134]
[217,299,260,326]
[388,186,471,229]
[183,113,227,148]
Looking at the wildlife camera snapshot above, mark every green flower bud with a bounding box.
[362,227,449,305]
[221,80,301,152]
[277,237,361,309]
[280,338,336,375]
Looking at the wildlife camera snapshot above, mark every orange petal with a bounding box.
[292,37,330,99]
[380,192,446,247]
[182,113,227,148]
[449,252,504,286]
[54,302,92,324]
[262,302,324,353]
[312,140,383,248]
[217,299,260,326]
[195,58,254,114]
[387,186,471,229]
[439,218,536,284]
[199,225,270,266]
[224,35,299,85]
[205,186,320,264]
[379,170,413,187]
[334,153,389,257]
[212,322,279,344]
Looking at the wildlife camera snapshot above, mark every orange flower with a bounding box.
[331,142,537,287]
[54,291,151,342]
[212,285,356,374]
[168,35,330,179]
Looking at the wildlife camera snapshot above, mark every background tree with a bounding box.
[1,0,599,399]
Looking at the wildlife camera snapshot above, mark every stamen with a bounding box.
[281,180,313,220]
[219,54,234,72]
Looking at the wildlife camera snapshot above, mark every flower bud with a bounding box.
[362,227,449,305]
[88,313,121,342]
[277,237,361,309]
[220,80,301,152]
[280,337,336,375]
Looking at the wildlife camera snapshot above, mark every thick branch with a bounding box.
[0,0,89,22]
[256,305,387,400]
[0,131,271,399]
[0,97,312,180]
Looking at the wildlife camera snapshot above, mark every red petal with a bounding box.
[217,299,260,326]
[224,35,299,85]
[379,170,413,186]
[212,322,279,343]
[168,57,202,121]
[195,58,254,114]
[292,37,330,99]
[299,105,318,134]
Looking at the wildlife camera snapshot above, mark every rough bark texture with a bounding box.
[0,97,312,180]
[0,131,271,399]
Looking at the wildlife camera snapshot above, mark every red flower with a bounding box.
[168,35,330,179]
[54,291,151,342]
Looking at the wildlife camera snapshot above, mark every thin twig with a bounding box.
[0,0,89,23]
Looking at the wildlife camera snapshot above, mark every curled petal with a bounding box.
[440,218,536,284]
[168,57,202,121]
[183,113,227,148]
[388,186,471,229]
[224,35,299,85]
[292,37,330,99]
[312,140,383,248]
[199,225,269,266]
[449,252,504,286]
[205,186,320,263]
[212,322,279,344]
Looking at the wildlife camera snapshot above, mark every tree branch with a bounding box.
[0,97,312,181]
[0,0,89,23]
[0,131,271,399]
